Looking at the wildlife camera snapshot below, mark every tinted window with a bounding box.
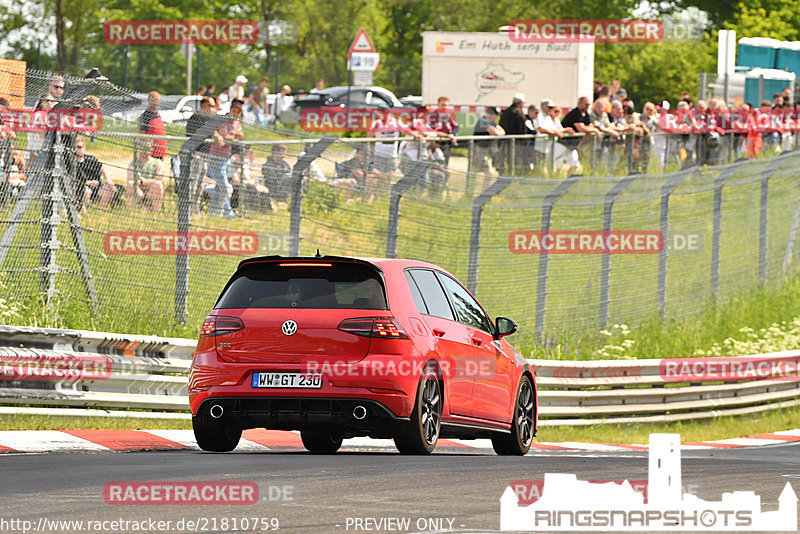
[437,273,493,332]
[408,269,454,320]
[405,271,428,314]
[216,263,387,309]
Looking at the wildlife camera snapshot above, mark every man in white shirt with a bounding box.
[271,85,294,122]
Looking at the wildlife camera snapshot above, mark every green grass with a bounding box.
[536,403,800,444]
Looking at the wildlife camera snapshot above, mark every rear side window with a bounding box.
[405,271,428,314]
[437,273,493,333]
[407,269,454,320]
[216,263,387,309]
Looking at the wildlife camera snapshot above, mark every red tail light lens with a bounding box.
[199,316,244,337]
[338,318,409,339]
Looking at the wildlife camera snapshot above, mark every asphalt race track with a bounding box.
[0,442,798,533]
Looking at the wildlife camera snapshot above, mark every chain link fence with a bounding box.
[3,67,800,350]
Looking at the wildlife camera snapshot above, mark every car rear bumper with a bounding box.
[195,396,407,435]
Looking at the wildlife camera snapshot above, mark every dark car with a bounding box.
[189,255,538,455]
[294,86,406,112]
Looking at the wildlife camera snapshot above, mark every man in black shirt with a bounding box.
[74,136,115,210]
[497,93,527,174]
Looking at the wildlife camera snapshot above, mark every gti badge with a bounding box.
[281,320,298,336]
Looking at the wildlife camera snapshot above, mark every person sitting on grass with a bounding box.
[126,139,165,213]
[74,136,116,212]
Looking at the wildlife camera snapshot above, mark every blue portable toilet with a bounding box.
[775,41,800,77]
[744,68,795,106]
[738,37,782,69]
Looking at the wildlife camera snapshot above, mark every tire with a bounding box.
[394,367,442,454]
[492,375,535,456]
[192,415,242,452]
[300,429,343,454]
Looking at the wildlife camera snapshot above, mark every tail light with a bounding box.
[338,318,409,339]
[199,316,244,337]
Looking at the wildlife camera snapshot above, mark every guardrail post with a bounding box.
[598,172,640,330]
[288,136,337,256]
[758,153,791,284]
[466,138,474,192]
[710,159,747,298]
[657,169,693,315]
[175,114,227,324]
[534,174,583,340]
[386,160,430,258]
[467,176,513,294]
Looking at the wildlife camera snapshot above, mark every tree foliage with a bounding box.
[0,0,794,106]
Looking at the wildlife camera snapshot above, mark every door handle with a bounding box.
[432,328,446,337]
[471,337,482,346]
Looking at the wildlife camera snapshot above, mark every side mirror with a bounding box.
[495,317,517,338]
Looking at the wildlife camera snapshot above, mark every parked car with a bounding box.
[111,95,217,125]
[293,85,407,112]
[189,255,537,455]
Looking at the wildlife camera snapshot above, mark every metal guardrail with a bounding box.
[0,326,798,426]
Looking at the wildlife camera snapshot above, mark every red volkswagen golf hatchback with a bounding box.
[189,255,537,455]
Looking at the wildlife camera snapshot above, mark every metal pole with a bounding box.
[123,44,129,87]
[758,75,764,106]
[534,174,583,340]
[590,135,597,176]
[288,137,337,255]
[710,159,747,298]
[467,176,512,293]
[599,172,640,329]
[275,48,281,94]
[657,169,692,315]
[699,72,707,102]
[510,138,516,174]
[386,161,429,258]
[186,44,193,96]
[466,138,474,192]
[36,41,41,70]
[195,45,201,93]
[758,154,790,284]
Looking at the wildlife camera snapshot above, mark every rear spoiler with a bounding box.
[237,255,383,273]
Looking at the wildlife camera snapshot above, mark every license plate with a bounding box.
[251,372,323,389]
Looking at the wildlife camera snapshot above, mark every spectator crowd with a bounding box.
[2,71,799,221]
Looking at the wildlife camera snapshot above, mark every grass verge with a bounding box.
[536,403,800,444]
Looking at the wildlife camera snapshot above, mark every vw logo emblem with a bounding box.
[281,320,298,336]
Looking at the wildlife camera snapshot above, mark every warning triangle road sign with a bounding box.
[349,28,375,53]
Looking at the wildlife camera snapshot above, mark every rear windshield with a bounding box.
[215,262,388,310]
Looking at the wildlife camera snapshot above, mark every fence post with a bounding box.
[534,174,583,340]
[39,139,59,300]
[710,159,747,298]
[758,153,791,284]
[657,169,692,316]
[510,138,516,174]
[467,176,512,294]
[466,138,474,192]
[175,114,227,324]
[385,161,430,258]
[598,172,640,330]
[590,135,597,176]
[288,136,337,256]
[626,133,635,173]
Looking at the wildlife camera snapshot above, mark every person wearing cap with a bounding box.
[498,93,527,174]
[207,99,244,218]
[227,75,248,103]
[533,99,564,174]
[473,106,505,184]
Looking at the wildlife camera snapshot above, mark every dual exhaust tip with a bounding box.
[209,403,368,420]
